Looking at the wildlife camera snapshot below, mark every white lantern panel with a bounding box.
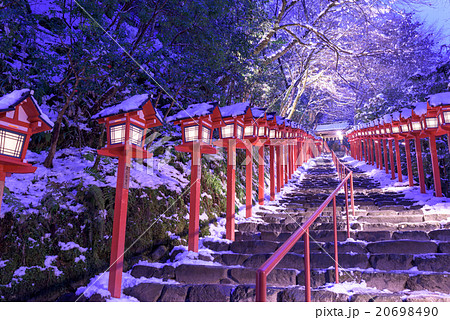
[244,126,253,137]
[425,117,438,129]
[130,125,144,146]
[221,124,234,139]
[0,128,26,158]
[110,124,126,145]
[269,129,276,138]
[412,121,422,131]
[401,124,409,132]
[258,127,265,137]
[392,126,399,133]
[381,129,385,134]
[236,125,243,139]
[184,125,199,142]
[443,111,450,124]
[202,126,211,143]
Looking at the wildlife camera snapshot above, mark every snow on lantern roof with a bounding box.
[285,119,291,127]
[219,101,249,118]
[0,88,54,128]
[315,121,350,133]
[427,92,450,107]
[250,107,266,119]
[383,114,392,123]
[400,108,412,119]
[379,118,384,125]
[266,112,276,121]
[275,115,285,126]
[166,101,218,122]
[392,111,400,121]
[413,102,427,116]
[92,94,152,120]
[373,119,379,126]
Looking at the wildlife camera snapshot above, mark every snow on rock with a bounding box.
[0,259,9,268]
[91,94,150,120]
[166,102,217,122]
[219,102,249,117]
[428,92,450,107]
[413,102,428,116]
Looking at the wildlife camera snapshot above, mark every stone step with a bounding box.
[357,215,424,224]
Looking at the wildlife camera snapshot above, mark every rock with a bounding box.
[159,285,188,302]
[392,231,429,241]
[202,240,230,252]
[413,254,450,272]
[219,253,249,266]
[356,231,391,242]
[258,223,283,233]
[362,272,409,291]
[366,240,437,254]
[123,283,164,302]
[323,241,367,254]
[230,240,279,254]
[350,293,402,302]
[131,265,157,278]
[406,274,450,293]
[428,229,450,241]
[175,264,228,284]
[230,285,280,302]
[311,289,348,302]
[236,222,259,233]
[279,287,306,302]
[404,294,450,302]
[187,285,232,302]
[56,292,78,302]
[151,245,168,261]
[88,293,107,302]
[369,254,413,271]
[229,268,296,286]
[235,232,261,241]
[438,242,450,253]
[310,253,369,269]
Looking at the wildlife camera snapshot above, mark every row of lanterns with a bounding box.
[346,92,450,198]
[0,90,322,299]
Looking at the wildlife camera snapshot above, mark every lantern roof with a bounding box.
[250,107,266,119]
[92,94,163,125]
[383,114,392,123]
[219,102,249,118]
[266,112,276,121]
[427,92,450,107]
[412,102,427,116]
[0,88,54,130]
[285,119,291,127]
[275,115,285,126]
[400,108,412,119]
[167,101,219,122]
[392,111,400,121]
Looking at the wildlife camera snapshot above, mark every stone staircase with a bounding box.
[121,155,450,302]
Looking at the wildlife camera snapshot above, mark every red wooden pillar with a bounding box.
[284,145,288,184]
[245,146,253,217]
[270,145,275,201]
[0,172,5,214]
[226,139,236,240]
[383,139,389,174]
[394,139,403,182]
[378,139,383,170]
[373,140,379,168]
[404,139,414,187]
[258,145,265,205]
[290,144,294,178]
[359,140,363,161]
[414,136,426,194]
[187,144,202,252]
[371,139,375,166]
[428,135,442,197]
[276,146,281,191]
[364,139,369,163]
[108,153,131,298]
[389,139,395,180]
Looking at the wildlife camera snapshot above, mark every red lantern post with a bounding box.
[170,102,222,251]
[92,94,163,298]
[0,89,53,212]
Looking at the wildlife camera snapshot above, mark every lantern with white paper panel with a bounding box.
[92,94,163,299]
[0,89,53,213]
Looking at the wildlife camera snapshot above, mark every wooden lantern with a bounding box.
[0,89,53,212]
[92,94,163,298]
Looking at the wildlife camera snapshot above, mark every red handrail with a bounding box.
[255,146,355,302]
